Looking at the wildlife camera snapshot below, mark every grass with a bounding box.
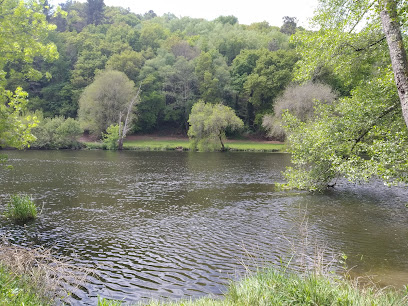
[0,264,50,306]
[4,194,37,223]
[97,269,408,306]
[225,141,284,152]
[0,240,91,305]
[84,139,284,152]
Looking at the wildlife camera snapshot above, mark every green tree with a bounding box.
[0,0,58,160]
[188,101,243,151]
[280,16,298,35]
[86,0,105,25]
[282,0,408,191]
[78,70,137,137]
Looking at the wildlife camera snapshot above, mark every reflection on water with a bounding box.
[0,150,407,304]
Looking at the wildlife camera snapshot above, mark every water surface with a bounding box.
[0,150,407,304]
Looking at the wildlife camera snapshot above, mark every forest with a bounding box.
[2,0,408,190]
[3,0,302,138]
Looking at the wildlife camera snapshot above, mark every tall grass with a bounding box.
[5,194,37,223]
[0,264,50,305]
[0,238,92,304]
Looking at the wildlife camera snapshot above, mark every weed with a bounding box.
[5,194,37,223]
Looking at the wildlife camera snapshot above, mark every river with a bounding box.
[0,150,407,304]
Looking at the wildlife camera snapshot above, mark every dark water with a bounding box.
[0,150,407,304]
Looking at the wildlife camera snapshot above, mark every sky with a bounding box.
[51,0,319,28]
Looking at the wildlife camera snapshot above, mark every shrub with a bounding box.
[32,114,83,149]
[5,194,37,223]
[102,124,120,150]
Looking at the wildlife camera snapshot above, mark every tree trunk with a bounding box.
[379,0,408,129]
[118,84,142,150]
[218,132,225,151]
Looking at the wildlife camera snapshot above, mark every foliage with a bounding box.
[1,1,300,135]
[0,0,58,153]
[0,88,38,150]
[32,115,83,149]
[282,73,408,191]
[98,268,408,305]
[282,0,408,191]
[78,70,136,137]
[263,83,337,140]
[102,124,120,150]
[188,101,243,151]
[0,265,51,305]
[5,194,37,223]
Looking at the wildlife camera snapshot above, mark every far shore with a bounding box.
[81,133,285,152]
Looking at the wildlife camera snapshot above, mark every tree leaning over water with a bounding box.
[282,0,408,191]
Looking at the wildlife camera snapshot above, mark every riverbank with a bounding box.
[82,135,285,152]
[2,263,406,306]
[100,268,408,305]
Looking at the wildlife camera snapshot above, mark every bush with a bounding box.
[32,114,83,149]
[102,124,120,150]
[5,194,37,223]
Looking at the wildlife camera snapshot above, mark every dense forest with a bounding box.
[3,0,305,136]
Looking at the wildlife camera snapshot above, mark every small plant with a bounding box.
[5,194,37,222]
[102,124,120,150]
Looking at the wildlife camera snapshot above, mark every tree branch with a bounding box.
[345,36,386,52]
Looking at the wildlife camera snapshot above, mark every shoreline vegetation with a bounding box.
[1,254,407,306]
[82,134,285,152]
[1,232,406,305]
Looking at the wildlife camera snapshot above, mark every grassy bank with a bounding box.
[0,242,90,305]
[99,268,408,306]
[0,265,51,305]
[85,139,285,152]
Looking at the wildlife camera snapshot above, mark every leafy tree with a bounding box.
[162,57,198,130]
[188,101,243,151]
[282,0,408,191]
[105,50,145,82]
[0,0,58,159]
[263,83,337,140]
[214,15,239,25]
[280,16,298,35]
[86,0,105,25]
[78,70,137,137]
[140,22,169,50]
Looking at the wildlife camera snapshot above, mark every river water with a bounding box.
[0,150,407,304]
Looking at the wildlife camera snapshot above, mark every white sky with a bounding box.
[51,0,318,27]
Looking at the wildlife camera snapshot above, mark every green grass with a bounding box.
[225,141,284,152]
[5,194,37,223]
[123,139,190,151]
[84,139,284,152]
[0,265,51,305]
[98,268,408,306]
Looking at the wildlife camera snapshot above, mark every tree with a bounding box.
[282,0,408,191]
[78,70,137,137]
[262,83,337,140]
[0,0,58,158]
[86,0,105,25]
[280,16,298,35]
[379,0,408,129]
[188,101,243,151]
